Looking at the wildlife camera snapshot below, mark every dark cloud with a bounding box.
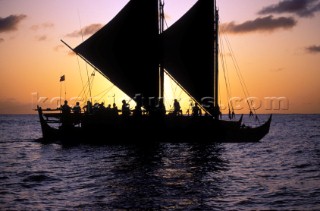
[66,23,102,37]
[53,44,74,56]
[306,45,320,53]
[68,51,76,56]
[54,44,65,52]
[258,0,320,18]
[36,35,47,41]
[221,15,297,34]
[30,22,54,31]
[0,14,27,33]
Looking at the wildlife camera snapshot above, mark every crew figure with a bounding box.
[61,100,71,114]
[173,99,182,116]
[61,100,72,127]
[72,102,81,114]
[112,103,119,116]
[156,98,166,116]
[192,103,202,116]
[121,100,131,116]
[83,101,92,114]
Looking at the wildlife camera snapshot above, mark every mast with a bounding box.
[159,0,165,99]
[213,0,220,118]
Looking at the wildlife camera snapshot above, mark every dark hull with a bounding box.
[37,107,271,145]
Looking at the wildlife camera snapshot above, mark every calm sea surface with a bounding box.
[0,114,319,210]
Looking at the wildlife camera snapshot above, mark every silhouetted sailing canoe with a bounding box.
[37,0,271,144]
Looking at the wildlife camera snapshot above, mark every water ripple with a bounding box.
[1,114,320,210]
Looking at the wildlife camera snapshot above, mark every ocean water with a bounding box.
[0,114,319,210]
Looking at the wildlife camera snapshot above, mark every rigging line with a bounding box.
[172,75,179,98]
[177,86,183,100]
[168,71,175,95]
[77,8,84,42]
[163,83,180,112]
[159,0,169,30]
[95,85,115,103]
[88,72,96,98]
[166,72,181,104]
[76,56,86,99]
[224,34,251,99]
[219,35,233,111]
[64,80,67,100]
[96,92,107,104]
[223,34,246,95]
[95,85,115,98]
[90,70,95,88]
[77,72,97,103]
[74,12,85,96]
[59,81,62,107]
[164,69,211,116]
[76,8,93,102]
[76,72,90,96]
[224,33,254,113]
[173,76,184,99]
[164,72,185,104]
[221,52,233,112]
[221,36,233,101]
[60,40,133,104]
[60,40,113,85]
[77,9,92,102]
[219,36,231,97]
[76,80,90,103]
[84,64,92,103]
[220,50,232,110]
[163,91,171,109]
[164,18,168,29]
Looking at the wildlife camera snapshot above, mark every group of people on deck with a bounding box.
[61,98,204,117]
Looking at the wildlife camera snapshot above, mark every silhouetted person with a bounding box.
[133,94,143,117]
[173,99,182,116]
[228,109,235,120]
[146,98,156,116]
[61,100,71,114]
[72,101,81,125]
[192,103,202,116]
[106,104,111,111]
[93,102,100,114]
[72,102,81,114]
[112,103,119,116]
[213,105,221,119]
[121,100,130,116]
[61,100,72,127]
[102,103,112,116]
[156,98,166,116]
[83,100,92,114]
[133,104,142,116]
[100,102,106,111]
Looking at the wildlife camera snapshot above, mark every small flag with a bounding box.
[60,75,65,82]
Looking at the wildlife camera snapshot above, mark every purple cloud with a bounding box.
[221,15,297,34]
[0,14,27,33]
[66,23,102,37]
[36,35,47,41]
[30,22,54,31]
[306,45,320,54]
[258,0,320,18]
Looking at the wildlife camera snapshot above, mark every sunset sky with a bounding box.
[0,0,319,114]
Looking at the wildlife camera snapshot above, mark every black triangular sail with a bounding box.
[161,0,215,111]
[74,0,159,100]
